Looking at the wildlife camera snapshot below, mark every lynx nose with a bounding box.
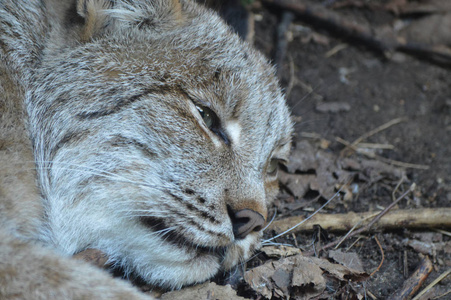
[229,208,265,240]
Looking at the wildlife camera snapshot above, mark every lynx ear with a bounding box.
[76,0,111,42]
[108,0,184,30]
[75,0,184,41]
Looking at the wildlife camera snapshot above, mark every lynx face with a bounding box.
[26,0,292,288]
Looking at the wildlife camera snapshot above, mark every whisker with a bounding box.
[262,183,347,244]
[33,161,169,192]
[241,251,260,266]
[290,83,322,111]
[262,209,277,232]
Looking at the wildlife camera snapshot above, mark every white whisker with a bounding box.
[262,184,347,244]
[262,209,277,232]
[33,161,169,192]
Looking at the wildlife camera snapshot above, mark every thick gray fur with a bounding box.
[0,0,293,298]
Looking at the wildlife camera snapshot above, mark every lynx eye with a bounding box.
[194,104,230,145]
[195,105,216,129]
[266,159,279,176]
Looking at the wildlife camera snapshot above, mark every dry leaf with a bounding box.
[328,249,365,272]
[244,254,369,299]
[291,260,325,299]
[286,140,318,173]
[261,245,302,258]
[280,140,404,206]
[160,282,245,300]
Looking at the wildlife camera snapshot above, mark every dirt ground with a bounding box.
[159,1,451,299]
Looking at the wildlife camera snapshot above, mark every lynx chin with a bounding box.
[0,0,292,298]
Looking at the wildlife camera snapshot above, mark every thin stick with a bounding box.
[334,212,379,249]
[325,43,348,58]
[366,184,415,230]
[356,142,395,150]
[263,185,345,243]
[300,185,415,256]
[346,236,363,252]
[433,228,451,237]
[367,290,377,300]
[349,117,406,148]
[392,176,406,202]
[285,55,295,98]
[391,256,434,300]
[270,206,451,236]
[336,137,429,170]
[432,289,451,300]
[261,0,451,66]
[369,236,385,277]
[412,268,451,300]
[371,153,429,170]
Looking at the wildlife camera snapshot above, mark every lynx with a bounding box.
[0,0,292,298]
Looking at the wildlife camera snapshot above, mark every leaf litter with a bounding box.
[244,254,369,299]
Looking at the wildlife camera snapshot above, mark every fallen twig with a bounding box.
[269,206,451,234]
[270,185,414,235]
[433,228,451,237]
[335,117,429,169]
[339,117,406,156]
[270,185,451,257]
[390,256,434,300]
[356,142,395,150]
[263,186,344,244]
[431,289,451,300]
[336,137,430,170]
[324,43,348,58]
[334,213,379,249]
[349,117,407,149]
[369,236,384,277]
[261,0,390,54]
[412,268,451,300]
[261,0,451,67]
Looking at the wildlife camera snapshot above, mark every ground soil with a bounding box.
[246,1,450,299]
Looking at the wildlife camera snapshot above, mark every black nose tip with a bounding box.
[229,208,265,240]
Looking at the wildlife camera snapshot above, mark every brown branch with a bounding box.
[270,186,416,234]
[261,0,451,67]
[412,268,451,300]
[369,236,385,277]
[269,183,450,256]
[269,207,451,234]
[261,0,389,54]
[390,256,433,300]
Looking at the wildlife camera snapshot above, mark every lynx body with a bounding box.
[0,0,292,298]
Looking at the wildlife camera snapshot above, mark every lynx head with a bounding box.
[29,0,292,288]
